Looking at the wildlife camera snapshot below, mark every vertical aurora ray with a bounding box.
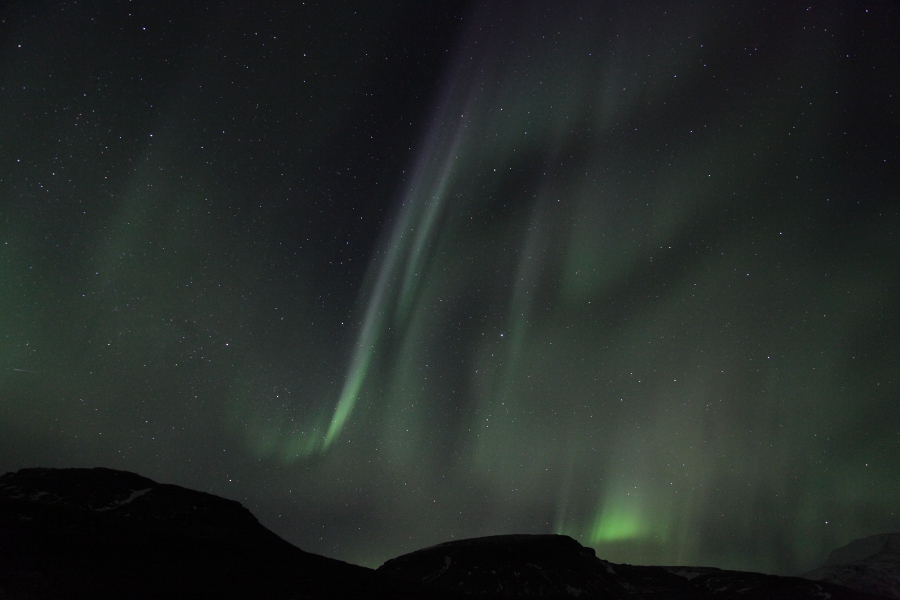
[323,89,474,450]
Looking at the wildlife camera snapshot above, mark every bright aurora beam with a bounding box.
[324,86,473,450]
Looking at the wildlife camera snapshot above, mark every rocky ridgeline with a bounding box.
[803,533,900,599]
[379,533,886,600]
[0,467,895,599]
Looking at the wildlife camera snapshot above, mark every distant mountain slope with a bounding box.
[379,533,888,600]
[802,532,900,599]
[0,467,429,600]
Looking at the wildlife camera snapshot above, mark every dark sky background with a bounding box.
[2,0,899,576]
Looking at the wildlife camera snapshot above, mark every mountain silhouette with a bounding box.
[0,467,892,599]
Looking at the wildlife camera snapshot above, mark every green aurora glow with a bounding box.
[1,0,898,576]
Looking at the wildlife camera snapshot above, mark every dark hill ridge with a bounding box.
[0,467,893,599]
[1,467,278,542]
[802,532,900,599]
[0,467,432,600]
[379,534,624,597]
[378,533,888,599]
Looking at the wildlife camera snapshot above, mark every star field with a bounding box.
[1,0,899,575]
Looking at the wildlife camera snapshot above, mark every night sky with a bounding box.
[2,0,899,576]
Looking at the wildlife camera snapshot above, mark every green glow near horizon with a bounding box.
[589,498,648,544]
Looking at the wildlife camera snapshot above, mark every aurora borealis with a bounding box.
[2,0,899,576]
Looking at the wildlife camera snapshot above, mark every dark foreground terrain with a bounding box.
[381,534,890,600]
[802,532,900,599]
[0,467,429,600]
[0,467,893,599]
